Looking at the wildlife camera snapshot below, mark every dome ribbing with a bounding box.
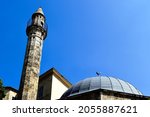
[60,76,142,99]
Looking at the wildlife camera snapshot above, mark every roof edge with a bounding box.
[4,86,18,93]
[40,67,72,88]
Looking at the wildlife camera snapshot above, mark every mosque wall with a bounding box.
[3,90,17,100]
[37,75,52,100]
[100,91,131,100]
[51,75,68,100]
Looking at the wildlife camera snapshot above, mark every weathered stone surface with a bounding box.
[18,8,47,100]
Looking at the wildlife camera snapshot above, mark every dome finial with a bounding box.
[96,72,101,76]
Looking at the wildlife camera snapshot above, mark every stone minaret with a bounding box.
[18,8,47,100]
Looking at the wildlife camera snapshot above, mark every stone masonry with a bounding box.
[18,8,47,100]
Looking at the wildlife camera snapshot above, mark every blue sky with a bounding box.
[0,0,150,96]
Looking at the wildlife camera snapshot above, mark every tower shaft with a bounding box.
[18,8,47,100]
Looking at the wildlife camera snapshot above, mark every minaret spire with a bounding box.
[35,7,44,15]
[18,8,48,100]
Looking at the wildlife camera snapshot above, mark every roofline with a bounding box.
[40,67,72,88]
[4,86,18,93]
[62,88,149,100]
[101,89,149,98]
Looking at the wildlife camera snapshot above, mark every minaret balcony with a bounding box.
[26,19,48,33]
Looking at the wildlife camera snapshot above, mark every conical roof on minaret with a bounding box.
[32,7,45,18]
[35,7,44,15]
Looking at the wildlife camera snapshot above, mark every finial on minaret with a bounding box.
[35,7,44,15]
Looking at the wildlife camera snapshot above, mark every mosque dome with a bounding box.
[60,76,143,99]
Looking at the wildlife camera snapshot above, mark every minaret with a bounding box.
[18,8,47,100]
